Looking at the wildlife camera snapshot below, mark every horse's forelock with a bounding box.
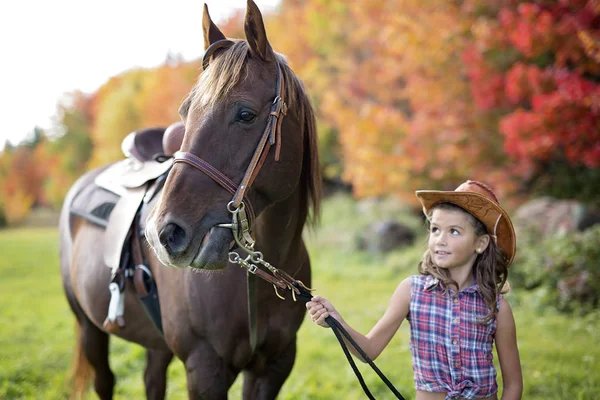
[191,40,250,112]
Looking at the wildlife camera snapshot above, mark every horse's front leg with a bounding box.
[242,339,297,400]
[144,348,174,400]
[185,340,238,399]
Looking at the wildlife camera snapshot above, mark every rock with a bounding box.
[514,197,599,238]
[357,220,415,254]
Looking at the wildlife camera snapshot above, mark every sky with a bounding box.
[0,0,280,150]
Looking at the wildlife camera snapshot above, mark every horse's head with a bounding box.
[146,0,320,270]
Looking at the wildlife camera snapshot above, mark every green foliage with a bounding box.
[513,225,600,313]
[0,202,6,228]
[526,161,600,205]
[43,100,95,209]
[545,226,600,312]
[316,122,342,180]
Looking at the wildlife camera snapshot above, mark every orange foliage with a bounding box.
[88,59,200,168]
[0,141,51,224]
[270,0,516,203]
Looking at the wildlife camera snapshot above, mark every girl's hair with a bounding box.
[418,202,509,324]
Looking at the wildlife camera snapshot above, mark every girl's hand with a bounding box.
[306,296,342,328]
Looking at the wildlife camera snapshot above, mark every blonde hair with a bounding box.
[419,202,509,324]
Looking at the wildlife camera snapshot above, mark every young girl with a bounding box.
[306,180,523,400]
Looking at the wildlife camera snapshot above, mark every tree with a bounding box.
[43,91,95,208]
[271,0,514,203]
[88,60,199,168]
[464,0,600,202]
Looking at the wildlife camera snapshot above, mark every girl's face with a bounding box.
[428,208,487,272]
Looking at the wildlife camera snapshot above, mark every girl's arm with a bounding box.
[495,298,523,400]
[306,277,411,362]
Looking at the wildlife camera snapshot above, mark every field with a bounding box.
[1,194,599,399]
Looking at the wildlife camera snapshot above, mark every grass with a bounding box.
[0,193,599,399]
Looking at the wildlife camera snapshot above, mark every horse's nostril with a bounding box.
[159,222,188,256]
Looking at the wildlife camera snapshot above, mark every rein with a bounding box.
[228,221,406,400]
[174,39,405,399]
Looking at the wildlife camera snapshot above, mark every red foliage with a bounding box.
[466,0,600,184]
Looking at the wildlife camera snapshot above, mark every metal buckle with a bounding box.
[247,263,258,274]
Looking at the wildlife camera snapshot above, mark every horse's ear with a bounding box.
[203,3,226,50]
[244,0,275,62]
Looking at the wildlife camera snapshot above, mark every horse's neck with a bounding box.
[253,188,305,270]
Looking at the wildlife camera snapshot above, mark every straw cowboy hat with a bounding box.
[415,180,516,267]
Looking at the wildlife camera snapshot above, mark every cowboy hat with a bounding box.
[415,180,516,267]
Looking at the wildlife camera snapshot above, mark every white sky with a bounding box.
[0,0,280,150]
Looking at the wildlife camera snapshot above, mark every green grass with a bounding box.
[0,193,599,399]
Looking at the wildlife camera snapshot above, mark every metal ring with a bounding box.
[250,251,264,263]
[135,264,153,278]
[227,201,245,214]
[228,253,240,263]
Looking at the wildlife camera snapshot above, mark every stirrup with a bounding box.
[103,282,125,333]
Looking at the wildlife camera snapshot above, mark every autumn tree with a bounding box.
[88,58,200,168]
[0,129,51,224]
[270,0,518,203]
[43,91,95,208]
[463,0,600,203]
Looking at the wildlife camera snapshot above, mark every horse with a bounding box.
[59,1,321,398]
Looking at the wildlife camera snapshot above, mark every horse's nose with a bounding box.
[159,222,190,257]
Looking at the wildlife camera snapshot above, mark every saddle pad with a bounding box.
[70,182,120,226]
[95,158,173,195]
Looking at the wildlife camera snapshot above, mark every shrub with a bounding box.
[0,204,6,228]
[513,225,600,313]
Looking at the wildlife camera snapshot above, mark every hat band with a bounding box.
[492,214,502,244]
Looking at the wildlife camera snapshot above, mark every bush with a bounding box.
[0,204,6,228]
[513,225,600,313]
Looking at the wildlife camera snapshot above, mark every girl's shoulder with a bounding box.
[408,274,435,288]
[406,275,439,297]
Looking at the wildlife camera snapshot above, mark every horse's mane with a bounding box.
[190,40,321,226]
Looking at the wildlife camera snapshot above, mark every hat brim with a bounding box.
[415,190,516,267]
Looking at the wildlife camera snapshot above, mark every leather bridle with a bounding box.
[171,40,309,352]
[173,39,287,245]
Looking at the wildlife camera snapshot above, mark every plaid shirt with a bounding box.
[406,275,500,400]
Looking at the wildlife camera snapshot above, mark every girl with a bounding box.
[306,180,523,400]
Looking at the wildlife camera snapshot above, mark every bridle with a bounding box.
[172,39,310,351]
[174,39,286,234]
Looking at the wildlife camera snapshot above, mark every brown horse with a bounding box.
[59,1,321,399]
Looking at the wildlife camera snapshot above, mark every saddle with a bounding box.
[72,122,185,334]
[96,122,184,271]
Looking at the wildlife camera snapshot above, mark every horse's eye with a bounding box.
[239,110,256,123]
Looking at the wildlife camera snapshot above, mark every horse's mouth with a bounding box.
[189,226,235,270]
